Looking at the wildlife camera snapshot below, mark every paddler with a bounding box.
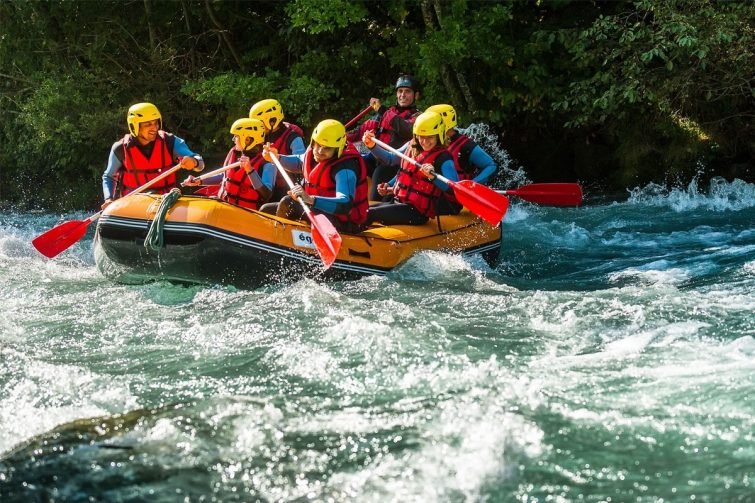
[261,119,369,234]
[363,110,459,225]
[184,118,275,210]
[248,98,306,201]
[101,102,204,209]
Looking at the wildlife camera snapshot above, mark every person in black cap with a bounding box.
[347,75,422,200]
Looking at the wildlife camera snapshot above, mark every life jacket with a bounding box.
[302,144,369,226]
[217,149,267,210]
[443,132,475,207]
[376,106,419,148]
[446,133,476,181]
[268,122,305,191]
[394,144,447,218]
[119,131,176,196]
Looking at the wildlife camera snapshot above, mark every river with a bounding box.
[1,176,753,501]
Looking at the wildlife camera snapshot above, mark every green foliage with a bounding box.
[0,0,752,210]
[286,0,368,34]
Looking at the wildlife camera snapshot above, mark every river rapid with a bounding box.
[1,176,753,502]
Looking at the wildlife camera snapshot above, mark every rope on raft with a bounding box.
[144,188,182,251]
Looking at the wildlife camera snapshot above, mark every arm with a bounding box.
[245,162,276,203]
[197,173,224,185]
[102,144,123,201]
[311,168,356,215]
[288,135,306,155]
[277,153,305,174]
[429,158,458,192]
[258,162,277,191]
[469,146,497,185]
[367,140,406,166]
[172,135,205,171]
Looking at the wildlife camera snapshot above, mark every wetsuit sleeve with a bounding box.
[288,135,306,155]
[276,153,305,174]
[312,166,356,215]
[102,142,123,200]
[202,173,224,185]
[247,168,272,202]
[172,135,205,171]
[370,141,409,166]
[259,162,277,190]
[432,157,458,192]
[469,146,497,185]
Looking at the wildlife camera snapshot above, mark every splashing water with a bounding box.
[1,178,754,501]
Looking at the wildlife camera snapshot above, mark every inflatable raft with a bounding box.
[94,193,502,287]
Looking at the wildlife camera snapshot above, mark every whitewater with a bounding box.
[1,176,753,501]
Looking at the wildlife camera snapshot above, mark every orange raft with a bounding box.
[94,193,502,287]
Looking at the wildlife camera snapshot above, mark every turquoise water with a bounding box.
[1,177,753,502]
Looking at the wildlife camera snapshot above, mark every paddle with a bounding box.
[180,161,241,186]
[343,105,374,130]
[497,183,583,207]
[32,163,184,259]
[371,138,510,226]
[267,151,342,269]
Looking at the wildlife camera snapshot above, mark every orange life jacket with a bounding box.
[394,144,448,218]
[302,144,369,226]
[218,149,267,210]
[119,131,175,195]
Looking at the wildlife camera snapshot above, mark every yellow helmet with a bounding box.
[311,119,347,157]
[249,99,284,132]
[230,118,266,152]
[426,104,457,130]
[127,102,162,136]
[413,111,446,145]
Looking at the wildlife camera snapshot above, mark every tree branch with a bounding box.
[204,0,244,70]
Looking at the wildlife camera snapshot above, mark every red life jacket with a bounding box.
[218,149,267,210]
[446,133,475,181]
[443,133,474,207]
[395,144,447,218]
[302,144,369,226]
[120,131,176,195]
[269,122,305,191]
[376,106,419,147]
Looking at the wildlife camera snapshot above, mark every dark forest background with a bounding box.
[1,0,752,210]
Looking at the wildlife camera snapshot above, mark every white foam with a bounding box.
[628,177,755,212]
[608,266,690,286]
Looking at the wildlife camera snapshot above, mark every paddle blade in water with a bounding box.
[452,180,510,226]
[503,183,583,207]
[32,219,92,258]
[308,213,342,269]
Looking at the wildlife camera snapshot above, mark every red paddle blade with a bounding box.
[32,219,92,258]
[308,213,342,269]
[192,185,220,197]
[452,180,510,226]
[505,183,583,206]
